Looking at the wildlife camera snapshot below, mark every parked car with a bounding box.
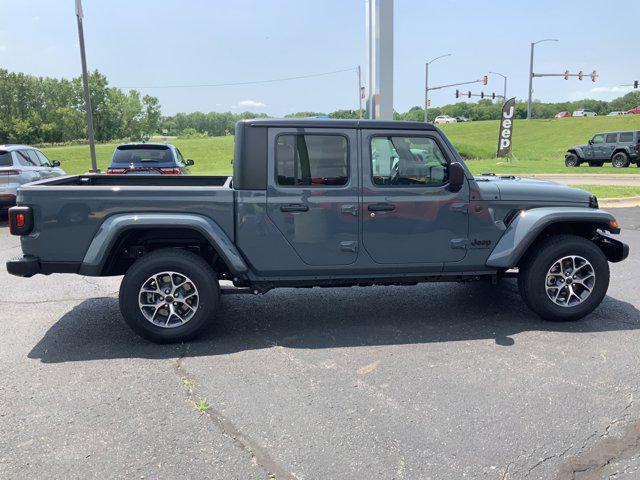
[565,131,640,168]
[607,111,626,116]
[455,116,472,122]
[572,110,597,117]
[554,111,571,118]
[627,106,640,115]
[7,119,629,343]
[106,143,194,175]
[433,115,457,124]
[0,144,65,209]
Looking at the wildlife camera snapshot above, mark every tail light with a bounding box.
[107,168,126,174]
[634,144,640,152]
[9,206,33,236]
[1,169,22,176]
[159,167,181,174]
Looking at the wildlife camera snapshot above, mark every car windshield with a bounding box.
[112,145,174,164]
[0,151,12,166]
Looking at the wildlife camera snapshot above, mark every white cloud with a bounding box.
[0,45,6,52]
[568,85,633,101]
[32,15,40,23]
[235,99,266,109]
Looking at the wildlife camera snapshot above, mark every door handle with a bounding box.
[280,204,309,212]
[368,202,396,212]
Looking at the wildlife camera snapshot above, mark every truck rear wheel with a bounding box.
[119,248,219,343]
[611,152,630,168]
[518,235,609,322]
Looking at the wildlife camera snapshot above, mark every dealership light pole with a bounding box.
[527,38,558,120]
[489,71,507,102]
[424,53,452,123]
[75,0,98,173]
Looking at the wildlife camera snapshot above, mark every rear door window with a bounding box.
[0,151,12,166]
[276,134,348,187]
[605,133,618,143]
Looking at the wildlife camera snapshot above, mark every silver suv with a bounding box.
[1,145,66,209]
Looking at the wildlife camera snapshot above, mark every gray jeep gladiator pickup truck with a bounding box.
[7,119,629,342]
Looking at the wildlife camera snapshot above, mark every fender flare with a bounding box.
[486,207,616,268]
[566,148,582,159]
[79,213,249,276]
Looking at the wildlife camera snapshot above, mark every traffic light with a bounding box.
[467,91,471,98]
[492,92,495,99]
[634,80,638,89]
[563,70,569,80]
[482,75,488,85]
[455,90,459,98]
[578,70,584,81]
[426,99,431,107]
[590,70,597,82]
[480,92,484,98]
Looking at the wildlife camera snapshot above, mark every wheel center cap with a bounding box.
[165,295,174,303]
[565,277,573,285]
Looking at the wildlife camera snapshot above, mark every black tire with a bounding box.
[588,161,604,167]
[119,248,220,343]
[564,153,580,167]
[611,152,630,168]
[518,234,609,322]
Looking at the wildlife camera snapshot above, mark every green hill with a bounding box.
[439,115,640,173]
[41,115,640,176]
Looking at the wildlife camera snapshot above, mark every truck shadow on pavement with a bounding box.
[28,281,640,363]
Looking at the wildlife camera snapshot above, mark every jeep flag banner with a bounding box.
[497,97,516,157]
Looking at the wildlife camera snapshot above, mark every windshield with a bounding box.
[112,145,174,164]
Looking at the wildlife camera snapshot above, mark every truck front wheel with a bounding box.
[119,248,220,343]
[518,235,609,322]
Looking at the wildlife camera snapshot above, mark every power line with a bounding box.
[119,67,358,89]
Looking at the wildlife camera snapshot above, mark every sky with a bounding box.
[0,0,638,116]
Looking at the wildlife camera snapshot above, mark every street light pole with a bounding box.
[424,53,452,123]
[527,38,559,120]
[75,0,98,173]
[489,71,507,102]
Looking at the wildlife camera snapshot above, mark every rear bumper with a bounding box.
[0,194,16,208]
[6,255,40,277]
[6,255,81,277]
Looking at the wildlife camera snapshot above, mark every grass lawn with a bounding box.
[568,185,640,199]
[41,115,640,177]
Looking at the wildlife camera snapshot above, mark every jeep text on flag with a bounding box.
[497,97,516,158]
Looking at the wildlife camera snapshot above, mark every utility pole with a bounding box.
[357,65,363,118]
[489,71,507,102]
[75,0,98,173]
[527,39,559,120]
[424,53,452,123]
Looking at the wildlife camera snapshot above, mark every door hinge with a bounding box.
[450,238,468,250]
[340,204,359,216]
[340,241,358,253]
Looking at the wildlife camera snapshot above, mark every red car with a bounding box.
[626,106,640,115]
[554,111,571,118]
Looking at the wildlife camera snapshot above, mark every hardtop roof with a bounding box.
[240,118,438,131]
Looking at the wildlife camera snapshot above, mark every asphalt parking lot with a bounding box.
[1,208,639,480]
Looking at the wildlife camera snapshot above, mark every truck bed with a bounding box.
[29,174,231,187]
[16,174,235,266]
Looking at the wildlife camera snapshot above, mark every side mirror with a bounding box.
[185,159,195,166]
[51,160,61,167]
[449,162,465,191]
[588,139,593,145]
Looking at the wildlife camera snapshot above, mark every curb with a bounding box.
[599,196,640,208]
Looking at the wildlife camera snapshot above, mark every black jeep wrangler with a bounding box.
[565,130,640,168]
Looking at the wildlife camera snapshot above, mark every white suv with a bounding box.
[433,115,457,124]
[572,109,597,117]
